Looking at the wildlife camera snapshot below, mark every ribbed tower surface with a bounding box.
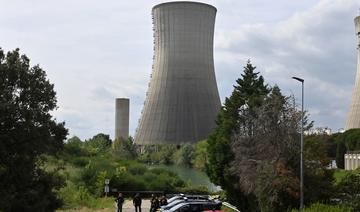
[346,16,360,130]
[135,2,221,145]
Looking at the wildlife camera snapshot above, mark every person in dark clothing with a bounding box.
[159,195,167,206]
[150,195,160,212]
[115,192,125,212]
[133,193,142,212]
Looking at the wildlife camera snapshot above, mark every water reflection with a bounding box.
[152,165,221,192]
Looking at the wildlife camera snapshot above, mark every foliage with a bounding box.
[177,185,209,194]
[206,61,270,211]
[334,129,360,169]
[137,143,202,168]
[230,86,304,211]
[175,144,195,167]
[336,168,360,211]
[84,133,112,153]
[290,203,352,212]
[192,140,209,170]
[333,169,347,184]
[112,136,137,159]
[206,60,334,211]
[305,132,335,164]
[49,136,208,209]
[65,136,87,156]
[0,48,68,211]
[336,138,346,169]
[57,182,114,209]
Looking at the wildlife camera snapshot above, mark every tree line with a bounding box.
[2,48,360,211]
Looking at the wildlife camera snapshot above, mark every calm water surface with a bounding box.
[152,165,221,192]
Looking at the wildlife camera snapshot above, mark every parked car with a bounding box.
[160,198,211,211]
[167,194,209,204]
[163,200,222,212]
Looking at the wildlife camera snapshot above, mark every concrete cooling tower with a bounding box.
[346,16,360,130]
[135,2,221,145]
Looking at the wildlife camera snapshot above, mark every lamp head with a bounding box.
[292,77,304,82]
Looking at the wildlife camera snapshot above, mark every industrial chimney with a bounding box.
[115,98,129,139]
[135,2,221,145]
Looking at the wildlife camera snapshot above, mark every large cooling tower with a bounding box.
[115,98,129,139]
[346,16,360,130]
[135,2,221,145]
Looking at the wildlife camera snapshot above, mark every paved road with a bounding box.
[58,199,152,212]
[119,199,151,212]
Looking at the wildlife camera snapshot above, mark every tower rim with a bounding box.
[152,1,217,12]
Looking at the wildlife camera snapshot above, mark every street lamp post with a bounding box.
[292,76,304,210]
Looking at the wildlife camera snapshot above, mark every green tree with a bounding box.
[231,86,301,211]
[192,140,209,170]
[334,129,360,169]
[336,140,346,169]
[231,86,329,211]
[112,136,137,159]
[64,136,85,156]
[177,144,195,167]
[85,133,112,153]
[336,168,360,210]
[206,61,269,210]
[0,48,68,211]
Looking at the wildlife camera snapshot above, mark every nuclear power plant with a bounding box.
[134,2,221,145]
[345,16,360,130]
[115,98,129,139]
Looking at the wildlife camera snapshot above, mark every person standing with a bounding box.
[115,193,125,212]
[160,195,167,206]
[150,195,160,212]
[133,193,142,212]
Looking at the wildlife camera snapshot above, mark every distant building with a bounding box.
[135,2,221,145]
[345,16,360,130]
[344,151,360,170]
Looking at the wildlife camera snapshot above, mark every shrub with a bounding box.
[290,203,352,212]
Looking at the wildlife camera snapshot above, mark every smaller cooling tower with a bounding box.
[345,16,360,130]
[115,98,129,139]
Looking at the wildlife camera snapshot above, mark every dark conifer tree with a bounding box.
[206,61,269,210]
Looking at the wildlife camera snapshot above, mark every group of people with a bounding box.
[115,192,168,212]
[150,194,168,212]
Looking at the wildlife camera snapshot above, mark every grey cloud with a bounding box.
[214,0,359,131]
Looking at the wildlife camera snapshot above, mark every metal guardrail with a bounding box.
[223,202,241,212]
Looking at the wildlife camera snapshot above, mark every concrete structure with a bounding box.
[135,2,221,145]
[115,98,129,139]
[344,152,360,170]
[346,16,360,130]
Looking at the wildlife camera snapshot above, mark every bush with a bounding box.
[70,157,89,167]
[290,203,352,212]
[177,185,209,194]
[128,163,147,175]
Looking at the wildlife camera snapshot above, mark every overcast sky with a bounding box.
[1,0,360,140]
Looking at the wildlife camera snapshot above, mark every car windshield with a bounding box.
[168,196,181,203]
[169,202,188,211]
[162,199,184,209]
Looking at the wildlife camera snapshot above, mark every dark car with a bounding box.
[167,195,209,204]
[160,198,211,211]
[163,200,222,212]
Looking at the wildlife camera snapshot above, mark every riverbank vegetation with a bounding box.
[48,134,210,210]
